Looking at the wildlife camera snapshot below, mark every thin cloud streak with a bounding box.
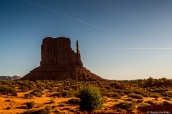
[24,0,111,33]
[81,48,172,50]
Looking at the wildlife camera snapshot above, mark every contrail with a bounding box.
[81,48,172,50]
[109,48,172,50]
[23,0,172,50]
[23,0,111,33]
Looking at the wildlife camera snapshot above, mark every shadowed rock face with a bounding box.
[22,37,103,81]
[40,37,83,66]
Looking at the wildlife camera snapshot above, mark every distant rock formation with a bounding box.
[22,37,103,81]
[0,75,21,80]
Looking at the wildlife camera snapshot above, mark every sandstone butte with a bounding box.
[22,37,104,81]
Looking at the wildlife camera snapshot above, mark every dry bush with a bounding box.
[78,85,104,111]
[128,93,143,99]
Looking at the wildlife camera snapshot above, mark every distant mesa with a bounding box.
[22,37,103,81]
[0,75,21,80]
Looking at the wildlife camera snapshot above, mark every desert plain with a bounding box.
[0,78,172,114]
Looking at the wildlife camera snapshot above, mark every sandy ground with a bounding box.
[0,90,78,114]
[0,89,171,114]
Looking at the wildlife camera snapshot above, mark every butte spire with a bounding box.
[76,40,80,54]
[22,37,103,81]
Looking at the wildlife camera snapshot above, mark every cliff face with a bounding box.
[22,37,103,81]
[40,37,83,66]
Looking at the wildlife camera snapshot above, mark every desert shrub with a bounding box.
[20,86,29,92]
[0,81,17,87]
[38,106,51,114]
[5,99,11,102]
[126,98,133,101]
[59,103,66,107]
[141,91,149,97]
[18,81,35,91]
[146,100,154,105]
[106,92,115,97]
[22,106,51,114]
[6,81,17,88]
[61,91,71,97]
[166,92,172,97]
[71,85,78,90]
[37,87,44,92]
[24,93,33,99]
[56,86,63,92]
[51,105,57,109]
[123,89,133,94]
[48,87,55,92]
[109,82,126,89]
[139,102,150,108]
[64,86,71,91]
[162,101,171,106]
[112,93,121,99]
[55,90,79,98]
[128,93,143,99]
[105,86,111,89]
[35,82,45,91]
[133,90,142,94]
[78,85,104,111]
[147,77,154,85]
[50,81,60,87]
[51,92,61,97]
[26,101,35,109]
[6,106,11,110]
[54,109,62,113]
[21,110,35,114]
[37,86,44,91]
[132,89,150,97]
[114,89,124,94]
[68,98,80,104]
[30,89,43,97]
[114,102,136,110]
[150,87,168,93]
[163,96,171,100]
[12,91,18,96]
[149,93,160,98]
[99,88,109,96]
[138,101,172,112]
[0,85,17,96]
[132,83,139,87]
[136,99,143,103]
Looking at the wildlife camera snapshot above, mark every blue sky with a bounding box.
[1,0,172,80]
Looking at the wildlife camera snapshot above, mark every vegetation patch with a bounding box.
[78,85,104,111]
[114,101,136,111]
[30,89,43,97]
[128,93,143,99]
[0,84,17,96]
[26,101,35,109]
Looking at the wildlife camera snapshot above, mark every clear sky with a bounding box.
[1,0,172,80]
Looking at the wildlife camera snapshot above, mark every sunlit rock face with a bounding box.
[22,37,103,81]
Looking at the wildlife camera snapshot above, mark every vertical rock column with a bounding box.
[76,40,83,66]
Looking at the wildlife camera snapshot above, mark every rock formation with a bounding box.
[0,75,21,80]
[22,37,103,81]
